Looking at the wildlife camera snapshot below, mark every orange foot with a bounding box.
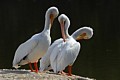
[31,69,39,73]
[29,62,39,73]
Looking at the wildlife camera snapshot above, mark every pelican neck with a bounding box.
[64,20,70,38]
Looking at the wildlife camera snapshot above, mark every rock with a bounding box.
[0,69,95,80]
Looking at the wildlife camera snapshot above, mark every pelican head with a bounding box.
[45,7,59,26]
[58,14,70,42]
[73,27,93,40]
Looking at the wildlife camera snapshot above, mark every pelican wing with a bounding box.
[51,42,80,72]
[13,38,39,68]
[50,44,62,73]
[40,38,63,71]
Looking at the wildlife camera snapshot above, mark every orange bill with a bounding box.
[60,21,66,42]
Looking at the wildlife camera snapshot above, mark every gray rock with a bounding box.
[0,69,95,80]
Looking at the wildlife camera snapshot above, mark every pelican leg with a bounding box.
[68,65,72,76]
[34,62,38,73]
[29,63,35,72]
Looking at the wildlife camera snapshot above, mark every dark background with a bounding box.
[0,0,120,80]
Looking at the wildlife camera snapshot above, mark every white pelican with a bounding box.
[39,14,93,76]
[12,7,59,73]
[51,14,93,76]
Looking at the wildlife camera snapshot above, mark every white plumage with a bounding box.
[12,7,59,72]
[39,14,93,75]
[50,37,80,73]
[39,38,63,71]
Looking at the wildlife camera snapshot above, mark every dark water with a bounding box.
[0,0,120,80]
